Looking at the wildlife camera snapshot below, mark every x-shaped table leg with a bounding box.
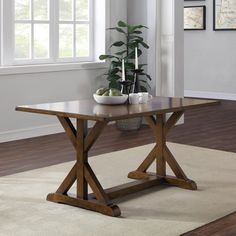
[128,111,197,190]
[47,117,121,217]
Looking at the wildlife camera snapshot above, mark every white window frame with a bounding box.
[1,0,94,66]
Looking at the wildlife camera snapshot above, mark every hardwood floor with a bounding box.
[168,100,236,153]
[181,212,236,236]
[0,124,155,177]
[0,99,236,235]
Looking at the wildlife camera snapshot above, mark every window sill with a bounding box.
[0,61,107,75]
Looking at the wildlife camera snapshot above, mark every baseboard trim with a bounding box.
[184,90,236,101]
[0,120,110,144]
[0,124,64,143]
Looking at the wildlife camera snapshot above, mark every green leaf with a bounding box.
[125,63,135,69]
[127,49,142,59]
[109,68,120,75]
[130,40,145,46]
[128,42,139,50]
[118,21,127,27]
[107,74,121,81]
[99,55,119,60]
[110,41,125,47]
[140,73,152,80]
[128,25,148,34]
[99,55,109,60]
[145,74,152,80]
[111,61,122,68]
[115,50,127,56]
[126,74,135,81]
[130,39,149,49]
[140,85,147,92]
[139,64,147,68]
[139,79,147,83]
[99,55,116,60]
[108,27,126,34]
[132,31,142,34]
[133,25,148,30]
[129,35,144,41]
[109,80,120,90]
[127,25,134,33]
[140,41,149,49]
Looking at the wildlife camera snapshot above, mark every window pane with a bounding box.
[15,0,31,20]
[59,24,73,58]
[34,0,49,20]
[15,24,31,59]
[34,24,49,59]
[76,0,89,21]
[59,0,73,21]
[76,24,89,57]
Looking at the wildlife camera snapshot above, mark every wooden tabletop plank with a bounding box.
[16,97,219,121]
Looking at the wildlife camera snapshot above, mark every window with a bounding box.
[14,0,50,60]
[1,0,94,66]
[58,0,91,59]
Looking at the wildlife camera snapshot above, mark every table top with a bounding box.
[16,96,219,121]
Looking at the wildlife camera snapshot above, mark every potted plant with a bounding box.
[99,20,151,131]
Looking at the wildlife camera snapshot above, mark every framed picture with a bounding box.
[214,0,236,30]
[184,6,206,30]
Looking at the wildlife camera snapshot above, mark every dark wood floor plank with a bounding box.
[181,211,236,236]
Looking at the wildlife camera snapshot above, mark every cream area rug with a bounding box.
[1,143,236,236]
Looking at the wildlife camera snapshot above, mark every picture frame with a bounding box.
[184,6,206,30]
[213,0,236,30]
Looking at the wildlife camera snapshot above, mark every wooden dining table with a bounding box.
[16,96,219,217]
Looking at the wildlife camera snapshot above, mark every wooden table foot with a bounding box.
[47,193,121,217]
[128,170,151,180]
[128,171,197,191]
[164,176,197,190]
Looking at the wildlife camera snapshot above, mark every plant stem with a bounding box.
[127,33,129,60]
[126,32,129,80]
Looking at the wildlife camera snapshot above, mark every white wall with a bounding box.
[160,0,184,97]
[127,0,147,67]
[0,0,127,143]
[0,69,106,142]
[184,1,236,99]
[127,0,154,92]
[127,0,184,98]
